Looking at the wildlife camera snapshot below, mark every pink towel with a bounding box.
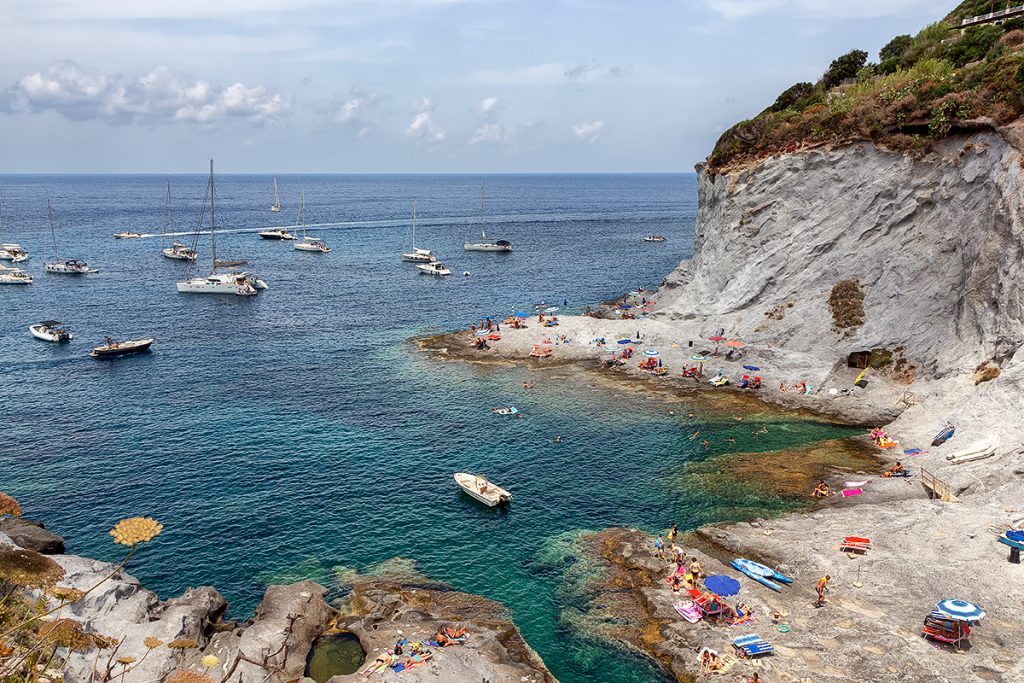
[841,488,864,497]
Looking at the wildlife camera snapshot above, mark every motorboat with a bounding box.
[257,227,296,240]
[160,180,198,261]
[43,201,97,274]
[270,177,282,212]
[29,321,73,343]
[45,259,98,274]
[162,242,198,261]
[454,473,512,507]
[492,406,519,416]
[463,185,512,252]
[416,261,451,276]
[0,202,28,262]
[401,202,435,262]
[0,244,28,263]
[0,265,32,284]
[89,337,154,358]
[293,191,330,253]
[177,160,268,295]
[113,231,143,239]
[643,235,667,242]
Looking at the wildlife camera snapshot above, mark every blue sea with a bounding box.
[0,174,856,682]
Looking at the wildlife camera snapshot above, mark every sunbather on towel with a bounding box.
[401,652,433,670]
[444,626,469,639]
[359,652,394,675]
[883,461,905,477]
[699,649,723,673]
[812,480,830,499]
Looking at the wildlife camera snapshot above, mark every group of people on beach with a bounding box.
[358,626,470,677]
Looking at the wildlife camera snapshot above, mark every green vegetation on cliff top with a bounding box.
[710,1,1024,171]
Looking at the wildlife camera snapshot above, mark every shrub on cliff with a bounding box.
[708,1,1024,171]
[828,280,866,332]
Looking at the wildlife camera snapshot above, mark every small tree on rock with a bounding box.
[821,50,869,89]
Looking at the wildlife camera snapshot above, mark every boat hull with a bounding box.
[454,473,512,507]
[29,324,73,343]
[162,248,197,261]
[294,242,330,253]
[177,272,267,295]
[90,338,154,358]
[463,243,512,252]
[401,253,434,263]
[417,263,451,276]
[258,231,296,240]
[45,262,98,274]
[0,276,32,285]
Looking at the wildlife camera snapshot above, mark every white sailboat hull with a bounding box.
[0,273,32,284]
[176,272,268,295]
[270,206,281,212]
[0,245,29,263]
[162,247,198,261]
[294,241,330,253]
[463,242,512,252]
[401,252,434,263]
[45,261,98,274]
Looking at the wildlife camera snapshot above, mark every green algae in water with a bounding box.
[305,632,366,682]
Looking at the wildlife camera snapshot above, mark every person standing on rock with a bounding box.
[655,535,665,560]
[815,575,831,607]
[667,522,678,547]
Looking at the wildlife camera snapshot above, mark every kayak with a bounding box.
[731,558,793,592]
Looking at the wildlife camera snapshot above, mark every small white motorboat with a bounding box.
[643,235,667,242]
[0,244,29,263]
[257,228,296,240]
[0,265,32,284]
[162,242,198,261]
[89,337,154,358]
[113,231,143,239]
[417,261,451,276]
[45,259,98,274]
[454,472,512,507]
[29,320,73,343]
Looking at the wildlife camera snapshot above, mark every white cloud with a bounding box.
[477,96,499,116]
[3,61,287,125]
[470,122,513,145]
[334,90,381,135]
[702,0,934,20]
[571,120,604,143]
[406,97,446,142]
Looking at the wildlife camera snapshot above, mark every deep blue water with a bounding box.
[0,174,853,682]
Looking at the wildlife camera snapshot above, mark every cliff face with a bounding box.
[656,129,1024,453]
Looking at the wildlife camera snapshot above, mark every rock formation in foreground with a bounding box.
[0,521,555,683]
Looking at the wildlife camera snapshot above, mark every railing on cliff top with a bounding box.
[957,4,1024,29]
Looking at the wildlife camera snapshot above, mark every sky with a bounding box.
[0,0,959,173]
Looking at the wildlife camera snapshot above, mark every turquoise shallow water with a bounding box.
[0,173,857,682]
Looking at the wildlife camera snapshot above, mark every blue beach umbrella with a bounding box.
[643,349,660,357]
[514,312,530,318]
[743,365,761,371]
[704,575,741,597]
[935,600,985,621]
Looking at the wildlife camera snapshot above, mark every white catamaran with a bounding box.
[176,160,268,296]
[293,191,330,253]
[463,185,512,252]
[270,177,282,212]
[44,201,98,274]
[0,198,30,263]
[161,179,198,261]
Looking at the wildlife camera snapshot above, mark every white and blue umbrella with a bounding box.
[643,348,660,357]
[545,306,559,313]
[935,600,985,622]
[690,354,709,362]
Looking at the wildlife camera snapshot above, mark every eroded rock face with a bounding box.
[328,576,557,683]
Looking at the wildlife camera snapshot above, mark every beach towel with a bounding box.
[841,488,864,497]
[844,480,869,488]
[904,448,927,456]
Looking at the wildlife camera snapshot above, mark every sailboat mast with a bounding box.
[300,190,306,239]
[479,184,486,238]
[163,179,172,246]
[411,200,417,248]
[209,159,217,272]
[47,200,58,258]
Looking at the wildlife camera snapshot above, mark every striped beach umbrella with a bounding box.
[935,599,985,621]
[690,354,708,362]
[643,348,660,357]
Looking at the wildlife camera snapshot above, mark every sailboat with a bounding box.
[400,201,435,263]
[161,179,198,261]
[44,201,98,274]
[176,160,268,295]
[463,185,512,252]
[270,177,282,212]
[0,198,29,263]
[293,191,330,253]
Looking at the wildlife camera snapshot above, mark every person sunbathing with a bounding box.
[699,649,722,673]
[359,651,394,675]
[889,461,905,475]
[812,480,830,499]
[444,626,468,639]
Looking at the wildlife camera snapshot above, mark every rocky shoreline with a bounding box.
[0,518,555,683]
